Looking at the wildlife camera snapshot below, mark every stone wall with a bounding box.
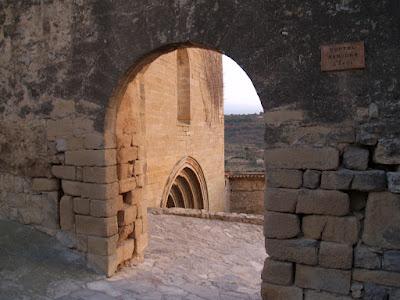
[225,173,265,215]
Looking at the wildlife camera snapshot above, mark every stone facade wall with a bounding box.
[225,173,265,215]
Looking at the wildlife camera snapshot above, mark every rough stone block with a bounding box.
[363,192,400,249]
[51,165,76,180]
[73,197,90,215]
[304,290,352,300]
[117,205,138,227]
[373,139,400,165]
[296,189,349,216]
[264,147,339,170]
[303,170,321,189]
[383,251,400,272]
[354,245,381,269]
[387,172,400,193]
[83,166,118,184]
[75,215,118,237]
[81,182,119,200]
[125,188,142,205]
[265,238,318,265]
[134,160,145,176]
[295,265,351,295]
[261,283,302,300]
[266,169,302,189]
[90,197,123,217]
[136,174,145,188]
[84,133,116,150]
[353,269,400,288]
[117,239,135,264]
[302,216,359,245]
[62,180,83,196]
[134,218,144,237]
[88,234,118,256]
[343,146,369,171]
[264,212,300,239]
[351,170,386,192]
[60,195,74,230]
[261,258,293,286]
[320,170,353,190]
[265,188,299,213]
[135,232,148,254]
[117,147,138,163]
[118,223,134,241]
[32,178,59,192]
[87,253,118,277]
[119,177,137,194]
[319,241,353,269]
[76,234,88,252]
[117,163,133,180]
[65,149,116,166]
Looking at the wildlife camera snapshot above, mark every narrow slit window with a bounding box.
[177,48,191,124]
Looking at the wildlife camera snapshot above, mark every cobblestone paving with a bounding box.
[0,213,265,300]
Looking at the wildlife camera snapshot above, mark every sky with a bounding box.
[222,55,263,115]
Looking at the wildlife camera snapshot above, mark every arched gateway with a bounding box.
[1,2,400,299]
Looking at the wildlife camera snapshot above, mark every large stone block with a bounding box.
[265,188,299,213]
[62,180,83,196]
[320,170,353,190]
[88,234,118,256]
[119,177,137,194]
[319,241,353,270]
[351,170,386,192]
[302,215,359,245]
[296,189,349,216]
[265,238,318,265]
[264,147,339,170]
[363,192,400,249]
[261,283,303,300]
[353,269,400,288]
[383,250,400,272]
[117,205,138,227]
[264,212,300,239]
[354,245,381,269]
[295,265,351,295]
[60,195,74,230]
[343,146,369,171]
[51,165,76,180]
[83,166,118,184]
[303,170,321,189]
[373,139,400,165]
[81,182,119,200]
[32,178,59,192]
[116,239,135,264]
[75,215,118,237]
[387,172,400,193]
[65,149,116,166]
[266,169,302,189]
[90,197,123,217]
[135,232,149,255]
[261,258,293,286]
[73,197,90,215]
[117,147,138,163]
[304,290,352,300]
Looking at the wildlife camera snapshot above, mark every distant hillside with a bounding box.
[224,113,264,172]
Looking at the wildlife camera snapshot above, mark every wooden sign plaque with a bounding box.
[321,41,365,72]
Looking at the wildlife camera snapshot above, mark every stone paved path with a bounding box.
[0,213,265,300]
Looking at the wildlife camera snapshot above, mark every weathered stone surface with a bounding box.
[349,191,367,211]
[32,178,59,192]
[88,234,118,256]
[320,170,353,190]
[363,192,400,249]
[60,195,74,230]
[373,139,400,165]
[354,245,381,270]
[261,258,293,286]
[117,239,135,263]
[261,283,303,300]
[75,215,118,237]
[383,250,400,272]
[264,212,300,239]
[351,170,386,192]
[73,197,90,215]
[135,233,149,254]
[51,165,76,180]
[119,177,137,194]
[353,269,400,288]
[265,188,299,213]
[343,146,369,171]
[87,253,118,277]
[90,197,123,217]
[303,170,321,189]
[117,147,138,163]
[117,205,138,227]
[305,290,352,300]
[62,180,83,196]
[302,216,359,245]
[83,166,118,184]
[65,149,117,167]
[319,241,353,270]
[387,172,400,193]
[266,169,302,189]
[264,147,339,170]
[81,182,119,200]
[296,189,349,216]
[295,265,351,295]
[265,238,318,265]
